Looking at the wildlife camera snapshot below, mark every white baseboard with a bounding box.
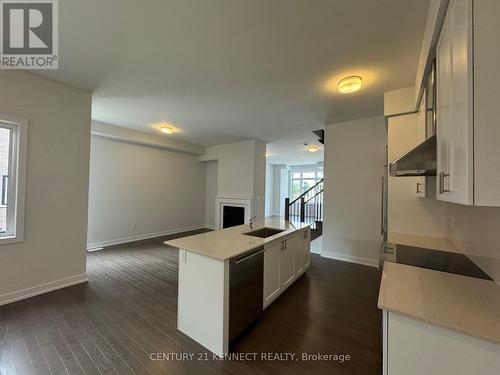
[0,273,88,306]
[86,225,205,250]
[321,251,379,268]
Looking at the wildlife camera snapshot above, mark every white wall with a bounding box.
[200,140,256,197]
[276,165,288,217]
[265,164,273,217]
[266,164,287,217]
[205,161,218,229]
[253,141,266,220]
[446,205,500,282]
[0,71,91,305]
[387,114,448,237]
[322,116,386,266]
[200,139,266,222]
[87,122,206,248]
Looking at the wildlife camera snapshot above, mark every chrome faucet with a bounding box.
[249,216,257,230]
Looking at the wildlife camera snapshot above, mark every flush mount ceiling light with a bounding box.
[305,144,319,153]
[160,126,174,134]
[338,75,362,94]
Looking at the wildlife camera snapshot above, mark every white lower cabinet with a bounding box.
[279,236,296,288]
[295,233,304,274]
[302,228,311,268]
[383,310,500,375]
[263,228,310,308]
[263,241,281,307]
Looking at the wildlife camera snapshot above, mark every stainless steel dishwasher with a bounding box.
[229,247,264,343]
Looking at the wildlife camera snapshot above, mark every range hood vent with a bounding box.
[389,135,437,177]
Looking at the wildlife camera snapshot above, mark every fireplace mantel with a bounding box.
[215,196,252,230]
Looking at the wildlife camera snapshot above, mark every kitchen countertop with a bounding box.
[165,218,310,261]
[378,262,500,345]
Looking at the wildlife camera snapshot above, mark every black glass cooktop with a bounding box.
[395,245,493,280]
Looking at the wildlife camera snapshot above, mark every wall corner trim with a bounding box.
[0,273,88,306]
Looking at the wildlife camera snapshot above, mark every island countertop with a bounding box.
[165,218,310,261]
[378,262,500,345]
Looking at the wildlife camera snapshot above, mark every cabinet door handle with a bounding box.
[416,182,423,194]
[439,172,450,194]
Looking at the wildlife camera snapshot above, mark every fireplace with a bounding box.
[215,196,252,230]
[223,205,245,229]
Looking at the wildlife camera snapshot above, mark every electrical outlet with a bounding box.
[131,223,136,231]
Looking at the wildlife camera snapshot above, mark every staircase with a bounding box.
[285,179,323,241]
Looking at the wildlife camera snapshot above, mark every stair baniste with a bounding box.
[285,179,323,237]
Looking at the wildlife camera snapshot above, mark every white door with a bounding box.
[280,237,295,288]
[263,241,281,307]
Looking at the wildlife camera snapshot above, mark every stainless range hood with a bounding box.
[389,135,436,177]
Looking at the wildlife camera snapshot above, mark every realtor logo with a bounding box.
[0,0,58,69]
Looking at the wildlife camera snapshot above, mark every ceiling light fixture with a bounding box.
[338,75,362,94]
[160,126,174,134]
[305,144,319,153]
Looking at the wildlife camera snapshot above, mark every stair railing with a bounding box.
[285,179,324,223]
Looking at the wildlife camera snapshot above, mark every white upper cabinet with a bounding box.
[416,91,427,198]
[436,0,500,206]
[473,0,500,205]
[436,0,474,205]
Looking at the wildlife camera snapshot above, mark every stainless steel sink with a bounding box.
[243,227,285,238]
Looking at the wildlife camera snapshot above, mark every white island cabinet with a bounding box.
[263,227,310,308]
[166,219,311,356]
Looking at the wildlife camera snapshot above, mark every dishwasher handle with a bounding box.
[231,248,265,265]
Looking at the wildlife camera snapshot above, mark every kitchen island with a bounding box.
[165,218,311,356]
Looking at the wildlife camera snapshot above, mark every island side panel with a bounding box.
[177,249,229,355]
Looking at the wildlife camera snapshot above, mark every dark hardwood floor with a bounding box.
[0,230,382,375]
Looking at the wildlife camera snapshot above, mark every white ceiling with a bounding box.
[266,128,324,166]
[36,0,429,147]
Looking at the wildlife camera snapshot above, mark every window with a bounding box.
[0,115,27,244]
[290,167,323,199]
